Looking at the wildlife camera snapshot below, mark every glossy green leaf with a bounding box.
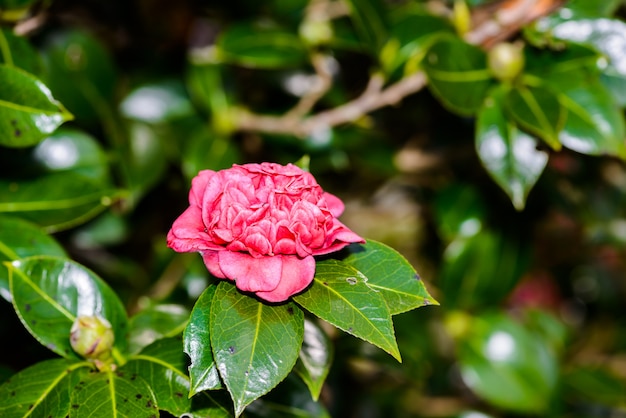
[120,80,195,124]
[7,255,129,358]
[383,8,453,74]
[476,86,549,210]
[340,240,437,314]
[423,36,493,115]
[344,0,389,55]
[293,318,332,401]
[439,230,530,310]
[182,126,241,182]
[541,16,626,106]
[554,77,626,157]
[217,23,307,69]
[128,304,189,354]
[506,85,564,150]
[184,284,222,396]
[458,313,559,413]
[123,338,191,416]
[294,260,400,361]
[70,369,159,418]
[563,366,626,406]
[0,27,41,74]
[0,359,90,417]
[210,282,304,417]
[0,64,73,148]
[186,64,234,135]
[42,29,116,123]
[0,215,66,301]
[0,172,120,232]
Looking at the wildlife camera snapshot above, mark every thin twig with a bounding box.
[234,0,561,138]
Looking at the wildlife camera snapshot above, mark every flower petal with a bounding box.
[217,251,282,293]
[255,255,315,302]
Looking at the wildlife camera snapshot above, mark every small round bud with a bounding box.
[70,315,115,360]
[488,42,525,82]
[299,19,333,46]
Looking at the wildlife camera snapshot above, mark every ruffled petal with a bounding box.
[217,251,282,293]
[255,255,315,302]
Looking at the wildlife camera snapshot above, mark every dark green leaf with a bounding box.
[554,77,625,157]
[344,0,389,55]
[423,36,493,115]
[7,255,129,358]
[120,80,195,124]
[0,215,66,301]
[186,64,234,134]
[0,359,90,417]
[0,64,73,147]
[217,23,307,69]
[70,369,159,418]
[506,85,564,150]
[128,304,189,354]
[0,27,42,74]
[42,29,117,123]
[476,85,549,209]
[340,240,437,314]
[563,366,626,406]
[210,282,304,417]
[184,284,222,396]
[0,172,120,232]
[439,230,530,310]
[382,8,453,74]
[294,260,400,361]
[293,318,332,401]
[458,313,559,413]
[182,127,240,181]
[433,183,486,242]
[124,338,191,416]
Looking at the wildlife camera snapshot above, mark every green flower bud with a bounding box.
[70,315,115,360]
[488,42,525,82]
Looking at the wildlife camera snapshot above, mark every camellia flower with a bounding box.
[167,163,364,302]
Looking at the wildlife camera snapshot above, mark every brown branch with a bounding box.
[233,0,562,138]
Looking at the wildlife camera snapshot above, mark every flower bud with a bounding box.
[70,315,115,360]
[488,42,525,82]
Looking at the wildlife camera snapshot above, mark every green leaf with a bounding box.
[123,338,192,416]
[439,230,530,310]
[120,80,195,124]
[216,23,307,69]
[423,36,493,115]
[7,255,129,358]
[344,0,389,55]
[506,85,564,150]
[0,359,90,417]
[342,240,437,314]
[184,284,222,396]
[0,64,73,148]
[382,8,453,74]
[458,313,559,414]
[0,172,120,232]
[294,260,400,362]
[70,369,159,418]
[293,318,332,401]
[541,17,626,106]
[433,183,486,242]
[42,29,117,123]
[0,27,42,74]
[476,86,549,210]
[210,282,304,417]
[0,215,66,301]
[186,64,234,135]
[128,304,189,354]
[554,77,626,157]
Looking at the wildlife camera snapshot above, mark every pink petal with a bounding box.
[255,255,315,302]
[189,170,214,207]
[322,192,345,217]
[167,206,221,252]
[217,251,283,293]
[201,251,226,279]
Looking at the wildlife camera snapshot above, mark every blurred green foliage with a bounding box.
[2,0,626,416]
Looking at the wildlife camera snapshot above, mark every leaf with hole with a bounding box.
[294,260,400,361]
[210,282,304,417]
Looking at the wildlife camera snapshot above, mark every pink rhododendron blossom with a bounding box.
[167,163,364,302]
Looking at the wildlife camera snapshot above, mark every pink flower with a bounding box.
[167,163,364,302]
